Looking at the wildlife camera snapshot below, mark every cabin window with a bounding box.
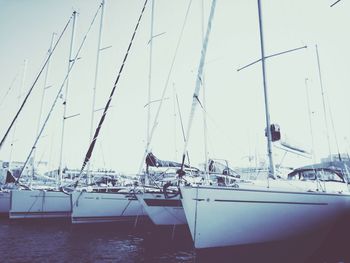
[316,170,343,182]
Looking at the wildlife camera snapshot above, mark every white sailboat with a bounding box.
[181,178,350,249]
[135,0,200,227]
[71,186,146,224]
[179,0,350,250]
[9,11,79,220]
[70,0,149,224]
[136,153,200,226]
[136,191,186,226]
[10,189,72,219]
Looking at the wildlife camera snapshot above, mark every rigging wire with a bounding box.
[9,60,27,164]
[16,6,103,183]
[176,93,186,144]
[315,44,332,161]
[331,0,342,7]
[326,93,342,161]
[175,90,191,166]
[0,68,20,108]
[0,15,73,152]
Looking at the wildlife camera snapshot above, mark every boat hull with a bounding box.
[137,191,186,226]
[0,190,10,216]
[9,189,72,219]
[180,184,350,249]
[71,190,147,224]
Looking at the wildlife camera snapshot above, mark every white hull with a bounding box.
[9,189,71,219]
[180,183,350,249]
[0,191,10,215]
[71,190,147,224]
[137,192,186,226]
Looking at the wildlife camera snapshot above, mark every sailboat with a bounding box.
[2,42,67,219]
[9,6,112,220]
[70,0,149,224]
[135,0,205,227]
[9,11,79,220]
[136,152,202,226]
[179,0,350,249]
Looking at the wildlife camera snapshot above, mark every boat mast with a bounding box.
[201,0,209,180]
[87,0,105,180]
[315,44,332,162]
[32,33,56,177]
[180,0,216,170]
[147,0,155,153]
[58,11,77,185]
[257,0,275,180]
[145,0,155,184]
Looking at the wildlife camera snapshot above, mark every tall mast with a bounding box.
[32,33,56,175]
[201,0,209,180]
[58,11,77,184]
[144,0,155,184]
[147,0,155,149]
[315,44,332,161]
[257,0,275,179]
[88,0,105,178]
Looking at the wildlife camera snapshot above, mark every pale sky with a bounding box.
[0,0,349,174]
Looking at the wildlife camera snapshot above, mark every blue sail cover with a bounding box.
[5,170,17,184]
[146,152,190,168]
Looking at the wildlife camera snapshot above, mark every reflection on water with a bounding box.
[0,217,349,263]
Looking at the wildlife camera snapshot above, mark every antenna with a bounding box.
[257,0,274,181]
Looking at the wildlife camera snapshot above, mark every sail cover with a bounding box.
[5,170,16,184]
[146,152,190,168]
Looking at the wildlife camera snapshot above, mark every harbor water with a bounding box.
[0,216,349,263]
